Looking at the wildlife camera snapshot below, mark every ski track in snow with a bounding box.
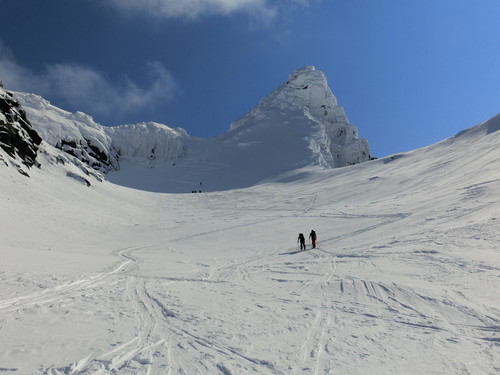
[6,203,497,375]
[2,164,500,374]
[0,245,150,313]
[2,77,500,375]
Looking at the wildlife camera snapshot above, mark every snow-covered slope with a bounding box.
[0,113,498,374]
[12,66,371,193]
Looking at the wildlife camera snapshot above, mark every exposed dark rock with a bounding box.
[66,171,91,187]
[54,138,114,173]
[0,89,42,174]
[87,140,109,163]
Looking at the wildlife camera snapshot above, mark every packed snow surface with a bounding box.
[0,115,499,374]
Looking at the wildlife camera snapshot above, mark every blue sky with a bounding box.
[1,0,498,157]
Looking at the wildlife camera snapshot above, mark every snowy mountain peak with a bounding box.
[230,66,348,131]
[282,65,345,123]
[229,66,370,168]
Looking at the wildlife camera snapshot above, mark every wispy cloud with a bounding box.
[0,41,177,122]
[102,0,312,21]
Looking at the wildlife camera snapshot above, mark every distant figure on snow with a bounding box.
[309,230,317,249]
[298,233,306,250]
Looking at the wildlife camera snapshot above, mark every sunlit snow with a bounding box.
[1,107,499,373]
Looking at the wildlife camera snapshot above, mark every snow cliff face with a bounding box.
[230,66,371,167]
[13,92,188,173]
[105,122,187,168]
[0,88,42,176]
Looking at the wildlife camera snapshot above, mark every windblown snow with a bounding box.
[1,105,499,373]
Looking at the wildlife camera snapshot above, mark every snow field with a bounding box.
[0,115,499,374]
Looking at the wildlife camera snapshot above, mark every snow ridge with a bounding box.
[13,91,118,173]
[13,92,188,173]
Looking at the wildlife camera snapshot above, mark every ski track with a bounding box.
[6,203,498,374]
[33,252,283,374]
[292,256,336,375]
[0,245,151,313]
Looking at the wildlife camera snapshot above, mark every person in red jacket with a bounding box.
[309,230,317,249]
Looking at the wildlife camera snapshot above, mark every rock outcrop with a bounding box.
[0,88,42,175]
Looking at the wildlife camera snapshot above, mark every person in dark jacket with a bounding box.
[309,230,317,249]
[298,233,306,250]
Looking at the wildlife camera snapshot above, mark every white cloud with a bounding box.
[100,0,317,27]
[0,41,177,121]
[104,0,278,20]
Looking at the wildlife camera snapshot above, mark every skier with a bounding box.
[298,233,306,250]
[309,230,317,249]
